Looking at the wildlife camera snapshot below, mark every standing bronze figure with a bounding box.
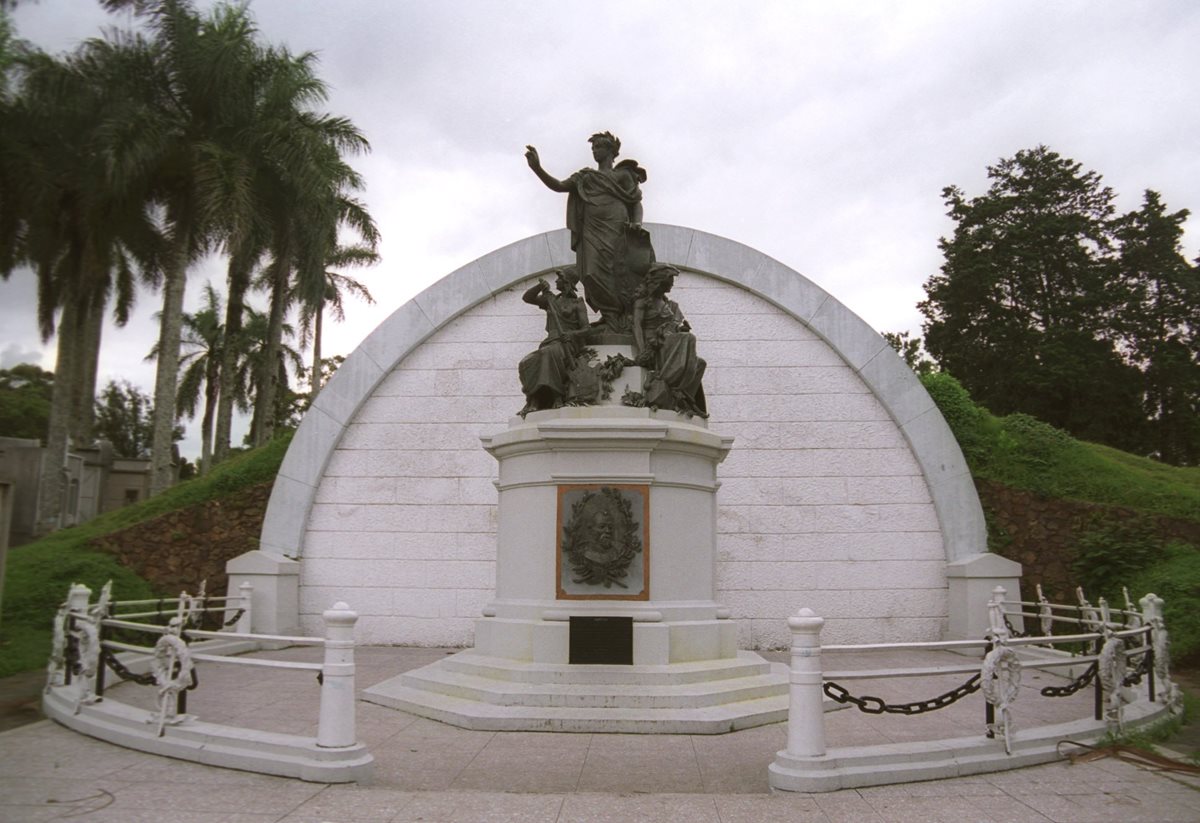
[525,132,653,332]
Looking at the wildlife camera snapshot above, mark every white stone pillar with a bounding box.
[784,607,826,758]
[235,582,253,635]
[317,602,358,748]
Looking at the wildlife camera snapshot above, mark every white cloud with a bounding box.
[7,0,1200,458]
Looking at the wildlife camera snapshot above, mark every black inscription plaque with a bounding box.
[569,616,633,665]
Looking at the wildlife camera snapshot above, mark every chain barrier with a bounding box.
[1002,614,1034,639]
[823,673,981,716]
[100,648,157,686]
[1122,646,1153,688]
[1040,661,1097,697]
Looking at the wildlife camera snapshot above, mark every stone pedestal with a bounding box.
[476,405,736,664]
[363,403,791,733]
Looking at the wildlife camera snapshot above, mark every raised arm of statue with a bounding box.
[523,278,551,308]
[525,145,572,193]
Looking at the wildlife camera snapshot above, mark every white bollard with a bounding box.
[236,582,253,634]
[317,601,358,748]
[785,607,826,758]
[988,585,1009,640]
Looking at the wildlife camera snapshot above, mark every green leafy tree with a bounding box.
[0,363,52,440]
[1112,190,1200,465]
[94,380,155,458]
[920,146,1147,451]
[882,331,935,375]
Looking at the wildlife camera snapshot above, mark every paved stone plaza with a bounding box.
[2,646,1198,821]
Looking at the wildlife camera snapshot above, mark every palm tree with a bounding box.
[147,282,223,474]
[249,115,377,447]
[297,243,378,401]
[209,45,342,464]
[239,304,304,445]
[100,0,271,494]
[0,39,161,533]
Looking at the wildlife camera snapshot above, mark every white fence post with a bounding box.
[236,582,253,634]
[317,601,358,748]
[987,585,1009,640]
[784,607,826,758]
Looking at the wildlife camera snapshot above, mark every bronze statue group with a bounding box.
[519,133,707,418]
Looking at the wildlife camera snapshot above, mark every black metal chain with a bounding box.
[1041,661,1097,697]
[222,608,246,629]
[100,648,157,686]
[1002,614,1034,639]
[1122,648,1153,688]
[823,674,981,716]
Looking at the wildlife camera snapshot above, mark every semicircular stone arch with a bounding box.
[260,224,989,647]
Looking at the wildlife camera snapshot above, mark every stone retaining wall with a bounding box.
[89,482,272,597]
[977,479,1200,601]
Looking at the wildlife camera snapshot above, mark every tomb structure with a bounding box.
[363,134,792,731]
[244,135,1019,732]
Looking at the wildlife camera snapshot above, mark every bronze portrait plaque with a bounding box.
[556,484,649,600]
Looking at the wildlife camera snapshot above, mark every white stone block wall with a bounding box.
[299,270,946,647]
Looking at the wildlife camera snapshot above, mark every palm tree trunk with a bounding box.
[310,297,324,400]
[200,355,218,475]
[70,295,105,446]
[35,299,83,536]
[150,233,189,495]
[214,252,251,464]
[253,251,290,447]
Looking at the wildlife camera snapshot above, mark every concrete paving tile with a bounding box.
[558,793,721,823]
[861,794,1004,822]
[393,791,566,822]
[712,793,829,823]
[97,780,324,815]
[482,730,594,751]
[1013,790,1198,822]
[42,810,278,823]
[961,795,1054,823]
[0,805,66,823]
[901,779,1008,797]
[369,766,463,791]
[451,749,586,792]
[576,761,704,794]
[286,785,416,819]
[694,761,771,793]
[812,791,888,823]
[107,758,302,785]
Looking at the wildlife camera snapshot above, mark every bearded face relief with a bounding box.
[558,485,648,598]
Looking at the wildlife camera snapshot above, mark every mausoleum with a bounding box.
[246,223,1017,651]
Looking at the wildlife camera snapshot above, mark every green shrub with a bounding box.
[1126,541,1200,663]
[919,372,994,466]
[1071,517,1163,600]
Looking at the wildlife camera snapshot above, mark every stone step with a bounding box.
[437,650,774,685]
[398,665,787,709]
[361,680,789,734]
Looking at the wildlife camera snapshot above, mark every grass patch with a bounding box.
[0,434,291,678]
[922,372,1200,521]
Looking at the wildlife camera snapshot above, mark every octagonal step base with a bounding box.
[362,650,790,734]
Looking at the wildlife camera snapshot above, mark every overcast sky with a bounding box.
[4,0,1199,459]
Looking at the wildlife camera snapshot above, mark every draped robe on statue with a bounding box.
[566,166,643,327]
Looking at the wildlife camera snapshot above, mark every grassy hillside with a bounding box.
[0,434,291,678]
[923,372,1200,659]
